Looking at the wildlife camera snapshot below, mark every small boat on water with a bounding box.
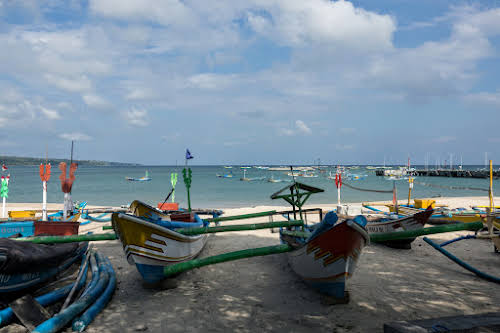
[216,173,233,178]
[280,212,369,301]
[223,166,233,169]
[0,239,87,293]
[268,175,284,183]
[126,170,151,182]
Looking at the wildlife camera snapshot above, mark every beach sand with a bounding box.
[5,197,500,332]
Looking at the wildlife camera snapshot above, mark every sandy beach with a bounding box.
[4,197,500,332]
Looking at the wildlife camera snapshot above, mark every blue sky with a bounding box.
[0,0,499,166]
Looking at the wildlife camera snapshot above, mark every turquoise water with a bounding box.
[4,165,498,209]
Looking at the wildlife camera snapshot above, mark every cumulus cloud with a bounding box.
[295,120,311,135]
[279,120,312,136]
[83,94,110,108]
[125,108,149,126]
[59,132,92,141]
[40,106,60,119]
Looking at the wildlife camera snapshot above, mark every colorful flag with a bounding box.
[2,164,7,172]
[185,149,194,160]
[335,173,342,188]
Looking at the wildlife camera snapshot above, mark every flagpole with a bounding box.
[182,149,193,212]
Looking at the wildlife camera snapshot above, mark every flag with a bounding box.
[335,173,342,188]
[2,164,7,172]
[185,149,194,160]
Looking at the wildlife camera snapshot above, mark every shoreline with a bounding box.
[5,197,500,332]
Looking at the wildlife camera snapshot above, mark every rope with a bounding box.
[413,180,488,192]
[342,182,393,193]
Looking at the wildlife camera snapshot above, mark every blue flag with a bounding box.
[186,149,194,160]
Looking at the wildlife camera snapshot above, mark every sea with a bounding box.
[4,165,499,209]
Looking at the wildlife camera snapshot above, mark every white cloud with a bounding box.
[45,74,92,92]
[40,106,60,119]
[464,90,500,107]
[295,120,311,135]
[82,94,110,108]
[125,108,149,126]
[187,73,236,90]
[279,120,312,136]
[59,132,92,141]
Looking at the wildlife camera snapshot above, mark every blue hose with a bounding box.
[423,237,500,284]
[33,253,110,333]
[439,235,476,247]
[81,213,111,223]
[0,252,89,327]
[72,258,116,332]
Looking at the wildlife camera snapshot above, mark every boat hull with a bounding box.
[284,220,368,299]
[366,208,432,249]
[112,213,209,284]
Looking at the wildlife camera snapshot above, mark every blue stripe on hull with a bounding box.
[305,280,346,298]
[135,263,164,284]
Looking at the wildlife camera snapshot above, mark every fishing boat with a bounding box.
[268,175,284,183]
[0,238,87,293]
[126,171,151,182]
[280,212,369,301]
[223,166,233,169]
[363,207,433,249]
[112,212,211,284]
[301,173,318,178]
[216,173,233,178]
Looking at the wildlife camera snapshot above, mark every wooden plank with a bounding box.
[9,295,51,331]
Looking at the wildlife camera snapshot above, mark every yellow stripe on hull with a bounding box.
[112,213,208,268]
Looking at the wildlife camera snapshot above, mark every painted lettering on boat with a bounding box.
[0,274,11,283]
[22,272,40,281]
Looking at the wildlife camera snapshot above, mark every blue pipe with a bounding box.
[363,205,384,213]
[33,253,110,333]
[439,235,476,247]
[72,258,116,332]
[80,254,99,299]
[0,253,89,327]
[81,213,111,223]
[423,237,500,284]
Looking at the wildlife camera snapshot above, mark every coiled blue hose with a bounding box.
[33,253,110,333]
[72,258,116,332]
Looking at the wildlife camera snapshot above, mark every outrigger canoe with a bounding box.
[0,238,87,294]
[280,212,369,301]
[364,207,433,249]
[112,212,210,284]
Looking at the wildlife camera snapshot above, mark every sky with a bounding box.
[1,0,500,166]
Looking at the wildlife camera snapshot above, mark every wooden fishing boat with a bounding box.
[112,212,210,284]
[280,212,369,301]
[364,207,433,249]
[0,238,87,293]
[125,170,151,182]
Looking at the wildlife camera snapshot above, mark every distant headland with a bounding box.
[0,155,141,166]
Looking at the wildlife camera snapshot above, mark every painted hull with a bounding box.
[129,200,172,220]
[387,205,484,224]
[0,242,86,293]
[366,208,432,249]
[282,220,368,299]
[112,213,209,284]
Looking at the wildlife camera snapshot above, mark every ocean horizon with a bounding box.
[4,165,498,209]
